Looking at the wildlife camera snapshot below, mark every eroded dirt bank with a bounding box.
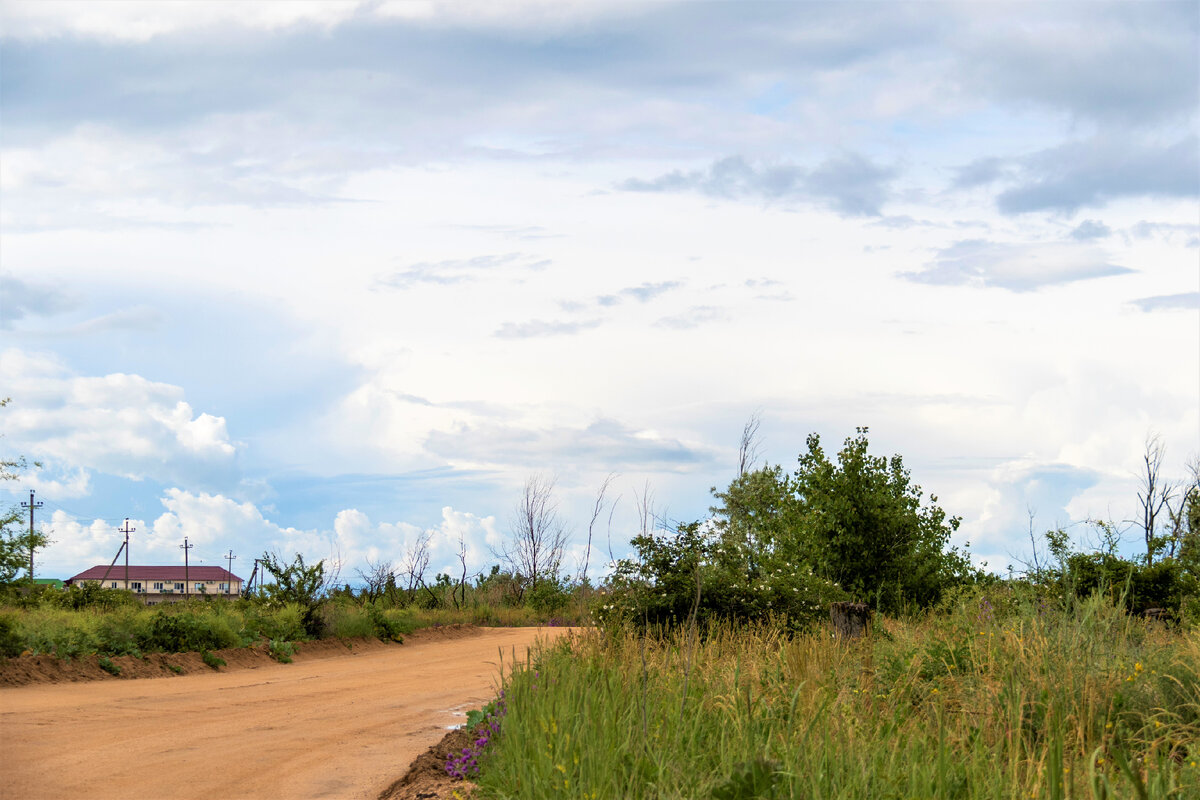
[0,626,572,800]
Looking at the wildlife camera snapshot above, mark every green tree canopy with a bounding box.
[712,427,976,613]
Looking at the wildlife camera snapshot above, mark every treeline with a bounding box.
[602,426,1199,632]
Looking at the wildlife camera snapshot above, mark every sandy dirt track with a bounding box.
[0,626,571,800]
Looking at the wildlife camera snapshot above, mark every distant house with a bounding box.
[66,566,243,605]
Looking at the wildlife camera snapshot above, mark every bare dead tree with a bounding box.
[502,474,569,599]
[635,481,656,538]
[1138,433,1176,563]
[356,558,394,604]
[605,489,622,570]
[453,525,472,610]
[1165,455,1200,559]
[737,410,763,477]
[399,528,433,597]
[1026,505,1041,575]
[580,472,618,584]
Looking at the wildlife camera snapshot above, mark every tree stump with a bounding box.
[831,602,871,639]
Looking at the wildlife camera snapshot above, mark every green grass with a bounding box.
[473,593,1199,799]
[0,592,582,659]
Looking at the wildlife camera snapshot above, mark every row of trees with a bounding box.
[5,383,1197,626]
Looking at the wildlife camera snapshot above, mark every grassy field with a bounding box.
[0,590,586,660]
[473,592,1199,799]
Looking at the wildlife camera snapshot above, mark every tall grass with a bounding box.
[475,593,1199,799]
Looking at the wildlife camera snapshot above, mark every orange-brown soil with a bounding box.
[0,625,572,800]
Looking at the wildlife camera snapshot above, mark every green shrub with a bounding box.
[94,609,145,656]
[322,602,375,639]
[268,639,294,663]
[140,609,238,653]
[0,613,23,657]
[200,649,226,669]
[243,601,306,642]
[367,603,405,642]
[47,582,139,611]
[526,579,570,615]
[97,655,121,676]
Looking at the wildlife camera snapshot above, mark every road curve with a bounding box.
[0,626,571,800]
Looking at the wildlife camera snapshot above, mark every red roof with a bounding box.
[68,565,242,583]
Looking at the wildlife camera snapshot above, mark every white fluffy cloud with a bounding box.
[35,488,504,585]
[0,348,239,493]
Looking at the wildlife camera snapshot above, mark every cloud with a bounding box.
[901,240,1134,292]
[494,318,603,339]
[34,486,507,585]
[0,276,77,329]
[1070,220,1112,241]
[425,417,712,471]
[377,253,551,289]
[654,305,726,330]
[618,154,896,217]
[959,459,1103,570]
[0,348,240,491]
[1127,221,1200,246]
[957,2,1199,125]
[995,136,1199,215]
[951,157,1012,190]
[1130,292,1200,313]
[596,280,683,307]
[0,1,365,42]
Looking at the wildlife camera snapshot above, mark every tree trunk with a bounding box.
[831,602,871,639]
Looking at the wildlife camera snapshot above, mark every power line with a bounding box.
[34,499,126,523]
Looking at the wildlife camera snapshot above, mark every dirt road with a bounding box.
[0,626,571,800]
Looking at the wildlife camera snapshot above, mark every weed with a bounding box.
[473,597,1199,799]
[97,655,121,676]
[268,639,294,663]
[200,649,226,670]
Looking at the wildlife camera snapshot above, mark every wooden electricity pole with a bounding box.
[180,537,193,597]
[120,518,136,591]
[20,491,42,580]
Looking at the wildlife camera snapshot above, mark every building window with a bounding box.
[110,581,117,588]
[153,582,164,590]
[130,581,142,592]
[175,583,184,591]
[195,583,205,592]
[219,582,228,592]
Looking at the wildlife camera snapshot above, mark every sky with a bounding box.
[1,0,1197,586]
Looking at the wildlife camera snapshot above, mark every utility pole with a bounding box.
[119,518,136,591]
[225,549,237,595]
[20,490,43,580]
[180,537,193,598]
[246,558,261,596]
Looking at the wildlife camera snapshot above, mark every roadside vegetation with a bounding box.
[459,427,1199,799]
[477,594,1199,799]
[0,565,591,660]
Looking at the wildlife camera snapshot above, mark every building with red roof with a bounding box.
[67,565,243,604]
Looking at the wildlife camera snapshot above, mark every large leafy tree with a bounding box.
[713,427,976,613]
